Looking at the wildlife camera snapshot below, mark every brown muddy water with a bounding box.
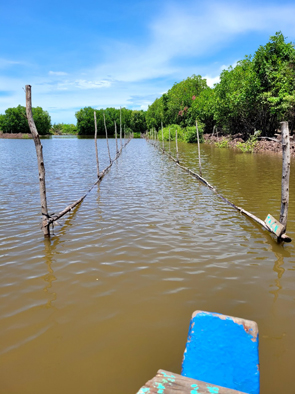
[0,137,294,394]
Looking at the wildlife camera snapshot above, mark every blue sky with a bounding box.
[1,0,295,124]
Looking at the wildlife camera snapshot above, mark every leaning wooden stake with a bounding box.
[94,111,100,177]
[114,121,119,155]
[25,85,50,237]
[196,120,202,176]
[279,121,291,240]
[103,112,112,164]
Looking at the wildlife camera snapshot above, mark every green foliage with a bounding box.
[51,123,77,134]
[160,125,184,141]
[75,107,146,136]
[213,32,295,137]
[214,57,259,136]
[133,132,141,138]
[155,123,204,143]
[0,114,5,131]
[252,32,295,131]
[129,110,147,133]
[0,105,51,135]
[145,75,209,130]
[183,124,204,143]
[146,32,294,140]
[236,130,261,153]
[215,138,229,148]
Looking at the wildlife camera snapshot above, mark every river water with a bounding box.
[0,137,294,393]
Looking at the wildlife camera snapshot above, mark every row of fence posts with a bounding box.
[146,120,291,243]
[26,85,131,238]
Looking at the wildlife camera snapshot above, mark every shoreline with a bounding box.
[0,132,33,139]
[204,133,295,157]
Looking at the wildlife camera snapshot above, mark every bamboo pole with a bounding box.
[196,120,202,176]
[25,85,50,237]
[103,112,112,164]
[94,111,100,177]
[161,122,164,152]
[176,127,179,163]
[279,121,291,239]
[115,121,119,155]
[120,107,122,151]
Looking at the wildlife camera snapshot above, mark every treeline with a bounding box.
[146,32,295,138]
[1,33,294,140]
[75,107,146,136]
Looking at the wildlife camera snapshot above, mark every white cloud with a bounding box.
[204,75,220,88]
[49,71,68,76]
[0,58,28,69]
[74,79,112,89]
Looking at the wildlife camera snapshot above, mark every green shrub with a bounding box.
[215,138,230,148]
[183,124,204,143]
[157,123,204,143]
[236,130,261,153]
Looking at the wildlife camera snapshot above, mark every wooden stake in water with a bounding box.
[103,112,112,164]
[25,85,50,237]
[161,122,164,152]
[279,121,291,239]
[114,121,118,155]
[196,120,202,176]
[176,127,179,163]
[94,111,100,177]
[120,107,122,150]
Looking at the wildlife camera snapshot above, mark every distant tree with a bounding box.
[0,105,51,135]
[75,107,96,135]
[145,75,209,131]
[130,110,147,133]
[75,107,142,136]
[51,123,77,134]
[0,114,6,132]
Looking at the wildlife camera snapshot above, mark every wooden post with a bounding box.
[196,120,202,176]
[94,111,100,177]
[279,121,291,239]
[169,126,171,154]
[176,127,179,163]
[161,122,164,152]
[103,112,112,164]
[114,121,118,155]
[119,107,122,150]
[25,85,50,237]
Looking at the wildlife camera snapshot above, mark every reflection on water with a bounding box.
[0,138,294,394]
